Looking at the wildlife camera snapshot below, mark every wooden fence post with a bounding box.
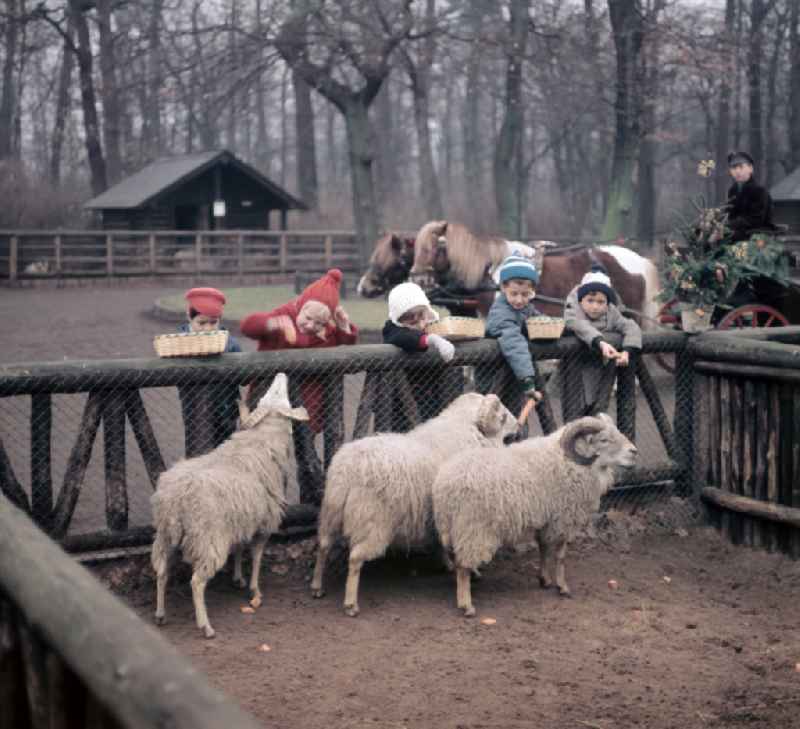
[148,234,156,273]
[324,235,333,269]
[237,233,244,278]
[54,234,62,273]
[9,235,17,281]
[106,235,113,277]
[195,233,202,274]
[279,234,288,273]
[30,393,53,529]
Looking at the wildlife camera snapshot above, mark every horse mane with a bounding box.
[415,221,507,289]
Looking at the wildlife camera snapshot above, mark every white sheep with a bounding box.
[432,413,637,616]
[151,372,308,638]
[310,392,519,616]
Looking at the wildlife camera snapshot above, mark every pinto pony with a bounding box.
[408,220,661,324]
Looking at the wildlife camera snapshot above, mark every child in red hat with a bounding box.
[240,270,357,503]
[240,271,357,431]
[178,287,242,456]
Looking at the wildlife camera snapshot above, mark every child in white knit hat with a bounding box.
[382,282,455,362]
[562,264,642,418]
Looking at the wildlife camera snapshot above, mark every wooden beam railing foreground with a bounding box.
[0,497,262,729]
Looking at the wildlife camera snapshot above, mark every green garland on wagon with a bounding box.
[658,195,788,316]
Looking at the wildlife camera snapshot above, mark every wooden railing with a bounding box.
[0,332,691,553]
[692,327,800,558]
[0,496,262,729]
[0,229,365,281]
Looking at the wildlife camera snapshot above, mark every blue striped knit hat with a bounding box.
[498,255,539,284]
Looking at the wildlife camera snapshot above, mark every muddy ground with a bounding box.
[4,282,800,728]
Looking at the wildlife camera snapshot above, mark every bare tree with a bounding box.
[97,0,122,184]
[602,0,644,241]
[0,0,19,158]
[715,0,737,202]
[746,0,778,175]
[789,0,800,171]
[494,0,530,238]
[275,0,414,263]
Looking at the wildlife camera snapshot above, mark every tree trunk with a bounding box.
[747,0,769,176]
[715,0,737,202]
[601,0,644,242]
[97,0,122,185]
[463,0,485,219]
[293,71,318,209]
[50,15,75,184]
[69,0,107,195]
[765,13,786,186]
[494,0,529,239]
[406,0,443,220]
[343,99,381,266]
[0,0,18,159]
[789,0,800,171]
[144,0,163,160]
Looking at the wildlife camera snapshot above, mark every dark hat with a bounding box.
[727,151,754,167]
[577,264,617,305]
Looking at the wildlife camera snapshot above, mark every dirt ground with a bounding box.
[98,511,800,729]
[5,283,800,728]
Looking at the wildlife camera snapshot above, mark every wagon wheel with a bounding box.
[716,304,790,330]
[653,298,680,374]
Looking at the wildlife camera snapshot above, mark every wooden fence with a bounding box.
[0,229,366,281]
[693,327,800,557]
[0,496,262,729]
[0,332,690,553]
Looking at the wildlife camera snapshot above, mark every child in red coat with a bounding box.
[240,269,358,431]
[240,270,358,503]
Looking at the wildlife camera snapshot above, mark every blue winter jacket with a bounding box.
[485,294,541,381]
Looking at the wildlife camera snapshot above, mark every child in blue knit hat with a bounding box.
[485,255,543,402]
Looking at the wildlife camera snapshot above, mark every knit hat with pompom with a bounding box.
[498,255,539,284]
[388,282,439,326]
[577,264,617,304]
[296,269,343,315]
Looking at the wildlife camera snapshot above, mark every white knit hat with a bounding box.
[388,282,439,325]
[577,265,617,304]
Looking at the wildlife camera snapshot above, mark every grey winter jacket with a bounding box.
[485,294,541,381]
[564,287,642,351]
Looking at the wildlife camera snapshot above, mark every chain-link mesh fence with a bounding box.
[0,331,692,551]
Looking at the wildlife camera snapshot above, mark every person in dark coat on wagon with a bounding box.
[726,151,777,241]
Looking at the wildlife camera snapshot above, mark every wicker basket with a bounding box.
[154,330,229,357]
[526,317,566,340]
[426,316,486,340]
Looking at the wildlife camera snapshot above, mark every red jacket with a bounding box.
[240,301,358,432]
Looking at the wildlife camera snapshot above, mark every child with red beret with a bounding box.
[178,287,242,456]
[240,270,358,503]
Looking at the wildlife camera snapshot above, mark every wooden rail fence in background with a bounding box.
[0,229,367,281]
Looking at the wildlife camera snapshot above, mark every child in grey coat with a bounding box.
[561,265,642,419]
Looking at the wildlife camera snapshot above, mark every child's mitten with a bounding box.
[427,333,455,362]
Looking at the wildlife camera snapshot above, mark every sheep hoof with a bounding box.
[558,588,572,598]
[233,577,247,589]
[249,595,262,609]
[154,614,166,626]
[462,606,476,618]
[202,625,216,639]
[344,604,360,617]
[311,587,325,599]
[471,568,483,581]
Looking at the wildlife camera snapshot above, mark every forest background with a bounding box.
[0,0,797,257]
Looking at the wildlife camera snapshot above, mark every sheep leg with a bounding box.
[232,546,246,589]
[553,540,572,597]
[456,567,475,617]
[153,555,171,626]
[248,537,268,608]
[343,555,364,617]
[310,537,331,598]
[190,572,216,639]
[537,536,553,589]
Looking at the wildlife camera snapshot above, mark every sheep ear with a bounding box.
[476,394,503,436]
[435,221,448,236]
[560,417,606,466]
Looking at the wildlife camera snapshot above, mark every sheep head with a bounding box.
[475,394,518,441]
[559,414,637,469]
[239,373,309,429]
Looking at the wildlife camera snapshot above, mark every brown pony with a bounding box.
[409,220,661,323]
[356,232,416,298]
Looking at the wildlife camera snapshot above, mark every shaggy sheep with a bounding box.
[310,392,519,616]
[433,413,637,616]
[151,372,308,638]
